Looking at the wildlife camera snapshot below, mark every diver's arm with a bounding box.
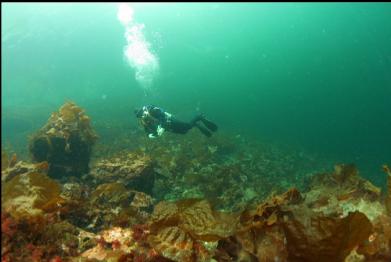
[147,126,165,138]
[144,125,158,139]
[156,125,165,136]
[145,125,164,138]
[140,106,165,138]
[147,130,158,139]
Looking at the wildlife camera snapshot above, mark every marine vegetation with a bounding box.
[2,103,391,261]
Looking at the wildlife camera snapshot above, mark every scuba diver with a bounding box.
[134,105,218,138]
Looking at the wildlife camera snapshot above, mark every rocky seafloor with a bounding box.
[2,102,391,262]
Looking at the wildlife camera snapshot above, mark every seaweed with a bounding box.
[384,164,391,215]
[144,199,237,261]
[4,105,391,261]
[283,209,372,262]
[2,172,64,221]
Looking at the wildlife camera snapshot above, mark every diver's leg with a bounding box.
[168,117,213,137]
[169,119,193,134]
[190,114,218,132]
[169,119,212,137]
[190,114,204,125]
[200,117,218,132]
[194,123,212,137]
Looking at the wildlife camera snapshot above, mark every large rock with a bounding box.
[90,152,156,195]
[29,102,98,179]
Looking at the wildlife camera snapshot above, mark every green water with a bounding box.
[2,3,391,184]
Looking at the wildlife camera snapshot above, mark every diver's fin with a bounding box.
[195,123,212,137]
[201,118,218,132]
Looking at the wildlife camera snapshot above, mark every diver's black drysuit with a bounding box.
[135,105,218,138]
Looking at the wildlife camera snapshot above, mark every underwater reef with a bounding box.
[2,102,391,261]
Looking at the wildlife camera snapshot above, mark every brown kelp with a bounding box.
[2,103,391,261]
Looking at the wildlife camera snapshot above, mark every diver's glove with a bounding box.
[164,112,172,120]
[148,133,157,139]
[157,125,165,136]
